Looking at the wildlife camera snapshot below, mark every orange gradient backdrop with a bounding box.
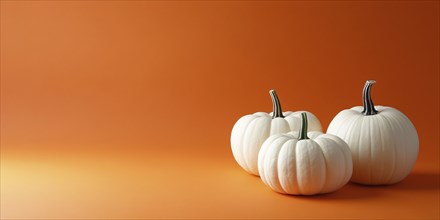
[1,1,439,219]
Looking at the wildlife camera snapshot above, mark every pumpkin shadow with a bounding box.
[387,171,440,191]
[277,183,384,200]
[275,171,439,200]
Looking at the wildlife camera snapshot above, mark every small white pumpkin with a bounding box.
[231,90,322,175]
[327,80,419,185]
[258,113,353,195]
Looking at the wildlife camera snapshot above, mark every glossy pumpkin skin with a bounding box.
[258,131,352,195]
[327,80,419,185]
[231,111,322,176]
[327,106,419,185]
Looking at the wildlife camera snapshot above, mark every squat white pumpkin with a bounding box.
[327,80,419,185]
[258,113,353,195]
[231,90,322,176]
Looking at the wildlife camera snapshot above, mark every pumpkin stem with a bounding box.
[269,90,284,118]
[297,112,309,140]
[362,80,378,116]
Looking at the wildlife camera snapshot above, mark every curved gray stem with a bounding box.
[361,80,378,116]
[297,112,309,140]
[269,90,284,118]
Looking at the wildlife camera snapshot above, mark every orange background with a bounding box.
[1,1,439,219]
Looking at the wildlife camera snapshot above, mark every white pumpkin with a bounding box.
[258,112,352,195]
[327,80,419,185]
[231,90,322,175]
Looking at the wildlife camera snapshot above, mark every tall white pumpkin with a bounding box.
[258,113,353,195]
[327,80,419,185]
[231,90,322,176]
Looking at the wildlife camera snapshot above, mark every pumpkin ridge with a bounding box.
[316,137,339,193]
[277,139,298,194]
[316,141,328,194]
[231,115,259,172]
[258,135,281,184]
[374,114,392,184]
[266,137,291,193]
[387,109,413,183]
[333,110,357,137]
[242,116,271,174]
[295,140,323,195]
[295,141,304,195]
[379,113,397,184]
[338,113,361,165]
[340,137,353,187]
[353,115,365,183]
[338,135,353,185]
[390,110,406,183]
[241,117,259,173]
[375,115,386,183]
[367,116,374,184]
